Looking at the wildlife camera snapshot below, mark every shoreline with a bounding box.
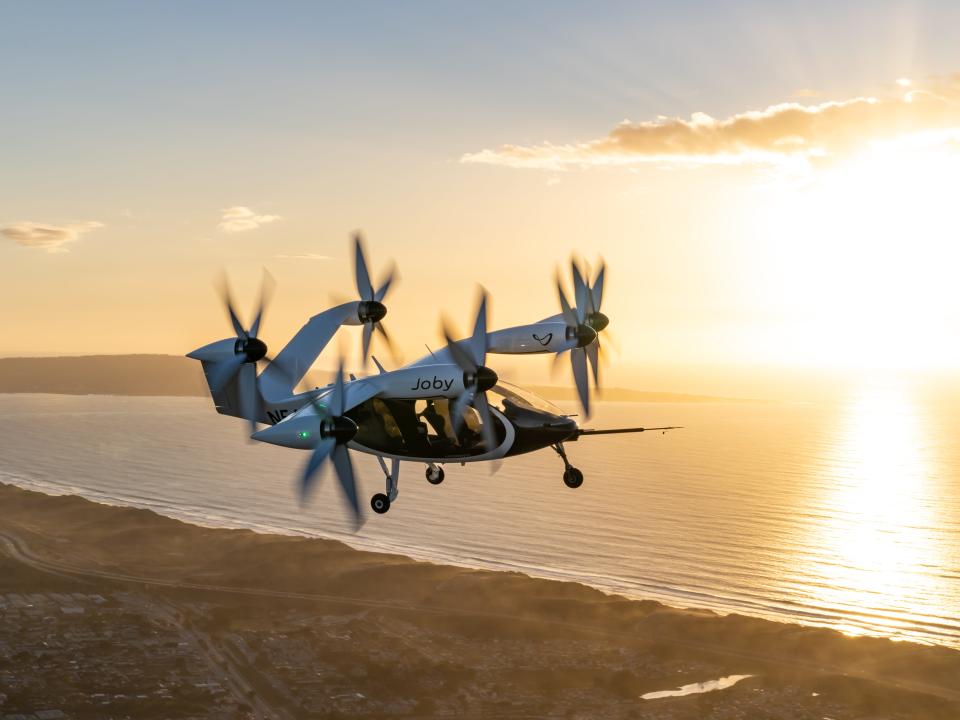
[2,480,960,717]
[4,473,955,652]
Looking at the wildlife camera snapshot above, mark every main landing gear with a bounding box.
[370,493,390,514]
[426,463,445,485]
[552,442,583,489]
[372,456,400,514]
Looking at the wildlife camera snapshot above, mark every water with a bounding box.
[1,382,958,648]
[641,675,754,700]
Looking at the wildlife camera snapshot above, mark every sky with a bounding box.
[4,1,960,392]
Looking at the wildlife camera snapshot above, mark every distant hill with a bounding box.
[0,355,753,402]
[528,385,758,403]
[0,354,207,396]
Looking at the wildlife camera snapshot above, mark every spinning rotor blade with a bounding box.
[248,271,275,339]
[354,234,374,301]
[332,359,346,416]
[443,324,479,374]
[297,359,363,529]
[210,271,274,435]
[469,293,488,366]
[554,256,610,418]
[300,437,336,501]
[571,260,589,324]
[473,391,499,458]
[374,322,398,359]
[442,289,501,454]
[554,264,597,417]
[353,234,399,364]
[571,346,590,417]
[361,323,374,367]
[331,444,360,521]
[219,278,247,339]
[374,264,396,302]
[586,340,600,386]
[556,273,578,328]
[207,353,246,394]
[237,364,259,435]
[591,263,605,314]
[226,301,246,339]
[550,348,569,379]
[450,386,476,435]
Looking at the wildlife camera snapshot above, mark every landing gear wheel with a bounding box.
[563,467,584,489]
[426,466,445,485]
[371,493,391,514]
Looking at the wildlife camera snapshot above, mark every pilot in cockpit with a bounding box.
[420,398,458,446]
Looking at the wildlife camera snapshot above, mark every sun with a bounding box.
[752,136,960,369]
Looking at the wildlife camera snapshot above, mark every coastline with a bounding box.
[4,470,955,651]
[2,480,960,718]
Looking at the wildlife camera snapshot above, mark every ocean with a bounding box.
[1,382,958,649]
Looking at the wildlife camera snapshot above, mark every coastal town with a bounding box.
[0,588,848,720]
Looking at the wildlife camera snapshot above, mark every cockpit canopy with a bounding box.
[345,382,569,459]
[488,381,564,415]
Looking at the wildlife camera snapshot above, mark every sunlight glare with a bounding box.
[809,379,946,641]
[754,137,960,368]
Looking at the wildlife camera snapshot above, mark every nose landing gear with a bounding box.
[552,442,583,489]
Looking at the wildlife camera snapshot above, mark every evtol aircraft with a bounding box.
[187,236,679,527]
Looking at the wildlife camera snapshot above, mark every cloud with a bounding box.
[1,221,103,253]
[218,206,282,233]
[274,253,330,261]
[462,76,960,170]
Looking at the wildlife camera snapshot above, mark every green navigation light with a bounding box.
[298,430,311,440]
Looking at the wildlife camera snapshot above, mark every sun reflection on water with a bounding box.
[811,379,947,640]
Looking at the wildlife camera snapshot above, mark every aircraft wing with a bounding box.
[405,345,457,369]
[259,302,359,402]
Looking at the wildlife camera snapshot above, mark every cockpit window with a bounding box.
[488,381,564,415]
[349,396,498,459]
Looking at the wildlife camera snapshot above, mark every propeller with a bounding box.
[574,258,610,384]
[555,258,610,417]
[555,267,597,417]
[353,233,398,364]
[442,290,502,456]
[298,359,363,529]
[208,271,276,435]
